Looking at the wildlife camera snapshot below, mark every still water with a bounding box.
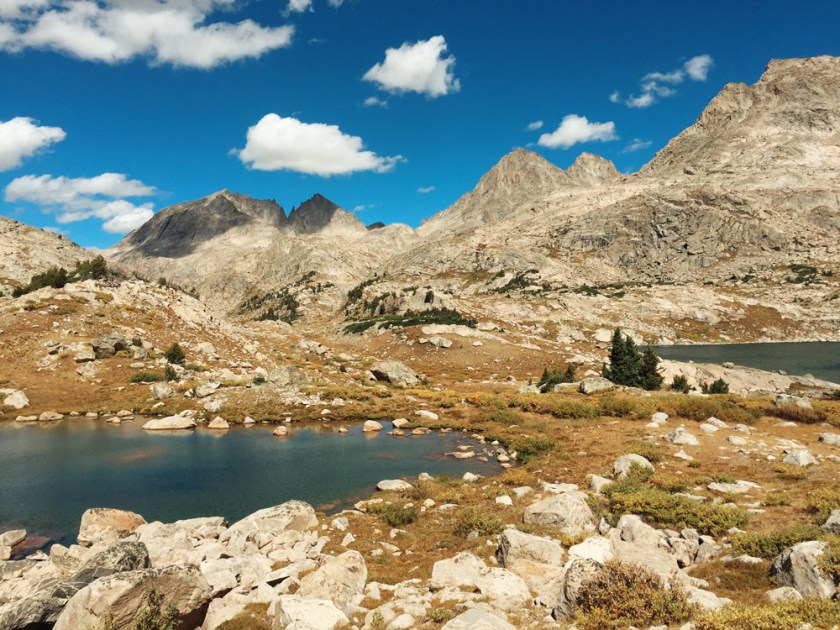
[0,419,497,545]
[655,342,840,384]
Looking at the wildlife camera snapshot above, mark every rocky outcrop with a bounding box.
[369,361,420,387]
[523,490,596,535]
[77,508,147,547]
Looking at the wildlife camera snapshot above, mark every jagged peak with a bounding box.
[288,193,366,235]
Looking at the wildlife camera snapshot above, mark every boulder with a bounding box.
[613,454,655,479]
[55,541,151,598]
[664,426,699,446]
[77,508,147,547]
[295,551,367,614]
[765,586,804,603]
[441,609,516,630]
[2,390,29,409]
[707,480,760,494]
[552,557,601,620]
[273,425,288,437]
[0,529,26,548]
[822,510,840,534]
[0,596,68,629]
[68,342,96,363]
[207,417,229,430]
[370,361,420,387]
[568,535,615,564]
[142,415,197,431]
[150,382,174,400]
[431,552,488,590]
[274,596,349,630]
[224,501,318,544]
[53,564,211,630]
[91,334,130,359]
[362,420,383,432]
[392,418,409,428]
[415,410,439,421]
[523,491,596,535]
[770,541,835,599]
[783,449,817,467]
[579,377,614,394]
[650,411,669,424]
[774,394,813,410]
[38,411,64,422]
[427,336,452,349]
[820,433,840,447]
[496,528,565,567]
[376,479,413,492]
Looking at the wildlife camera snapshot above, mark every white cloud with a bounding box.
[526,120,543,131]
[538,114,617,149]
[327,0,342,5]
[363,35,459,98]
[235,113,403,176]
[643,69,684,84]
[285,0,311,14]
[0,117,66,171]
[685,54,713,81]
[417,185,435,193]
[363,95,387,108]
[0,0,294,68]
[4,172,156,233]
[617,54,714,109]
[623,138,652,153]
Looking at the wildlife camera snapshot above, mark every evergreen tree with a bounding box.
[639,346,664,391]
[604,328,642,387]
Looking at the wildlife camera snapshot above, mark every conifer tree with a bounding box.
[639,346,664,390]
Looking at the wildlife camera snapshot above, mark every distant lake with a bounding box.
[655,342,840,384]
[0,420,497,547]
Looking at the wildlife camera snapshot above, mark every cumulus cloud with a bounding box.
[526,120,543,131]
[4,172,156,233]
[0,117,66,171]
[235,113,403,176]
[685,54,713,81]
[618,54,714,108]
[363,35,459,98]
[285,0,311,14]
[623,138,653,153]
[417,185,435,193]
[538,114,617,150]
[363,95,387,108]
[0,0,294,68]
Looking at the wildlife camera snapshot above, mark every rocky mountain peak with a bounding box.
[642,56,840,178]
[287,193,364,235]
[565,152,621,185]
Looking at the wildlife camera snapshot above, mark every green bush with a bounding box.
[73,255,108,281]
[660,396,760,424]
[370,504,417,528]
[575,560,695,630]
[486,408,524,425]
[694,599,840,630]
[132,371,163,383]
[133,590,178,630]
[626,439,662,463]
[453,507,504,537]
[164,343,185,365]
[671,374,691,393]
[13,266,69,297]
[730,524,823,559]
[163,365,177,382]
[702,378,730,394]
[805,487,840,522]
[508,436,554,463]
[427,608,455,624]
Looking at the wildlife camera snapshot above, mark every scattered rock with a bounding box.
[142,415,196,431]
[370,361,420,387]
[273,425,288,437]
[150,382,174,400]
[2,390,29,409]
[415,410,439,421]
[207,416,229,430]
[376,479,413,492]
[613,454,655,479]
[819,433,840,447]
[441,608,516,630]
[496,529,565,567]
[579,377,614,394]
[783,449,817,467]
[664,426,699,446]
[523,490,595,535]
[295,550,367,614]
[363,420,383,432]
[77,508,147,547]
[274,595,349,630]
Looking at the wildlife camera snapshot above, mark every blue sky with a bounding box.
[1,0,839,248]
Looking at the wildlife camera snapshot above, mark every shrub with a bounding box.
[427,608,455,624]
[132,371,163,383]
[730,524,823,559]
[537,364,577,393]
[13,266,69,296]
[770,404,827,424]
[370,504,417,528]
[73,255,108,280]
[660,396,761,424]
[163,365,177,382]
[453,507,504,537]
[164,343,185,365]
[574,560,695,630]
[702,378,730,394]
[694,599,840,630]
[486,408,524,425]
[626,439,662,463]
[133,590,178,630]
[671,374,691,393]
[508,436,554,463]
[805,487,840,522]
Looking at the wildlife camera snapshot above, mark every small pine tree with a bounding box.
[639,347,664,391]
[702,378,730,394]
[164,343,185,365]
[163,365,177,382]
[671,374,690,393]
[604,328,642,387]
